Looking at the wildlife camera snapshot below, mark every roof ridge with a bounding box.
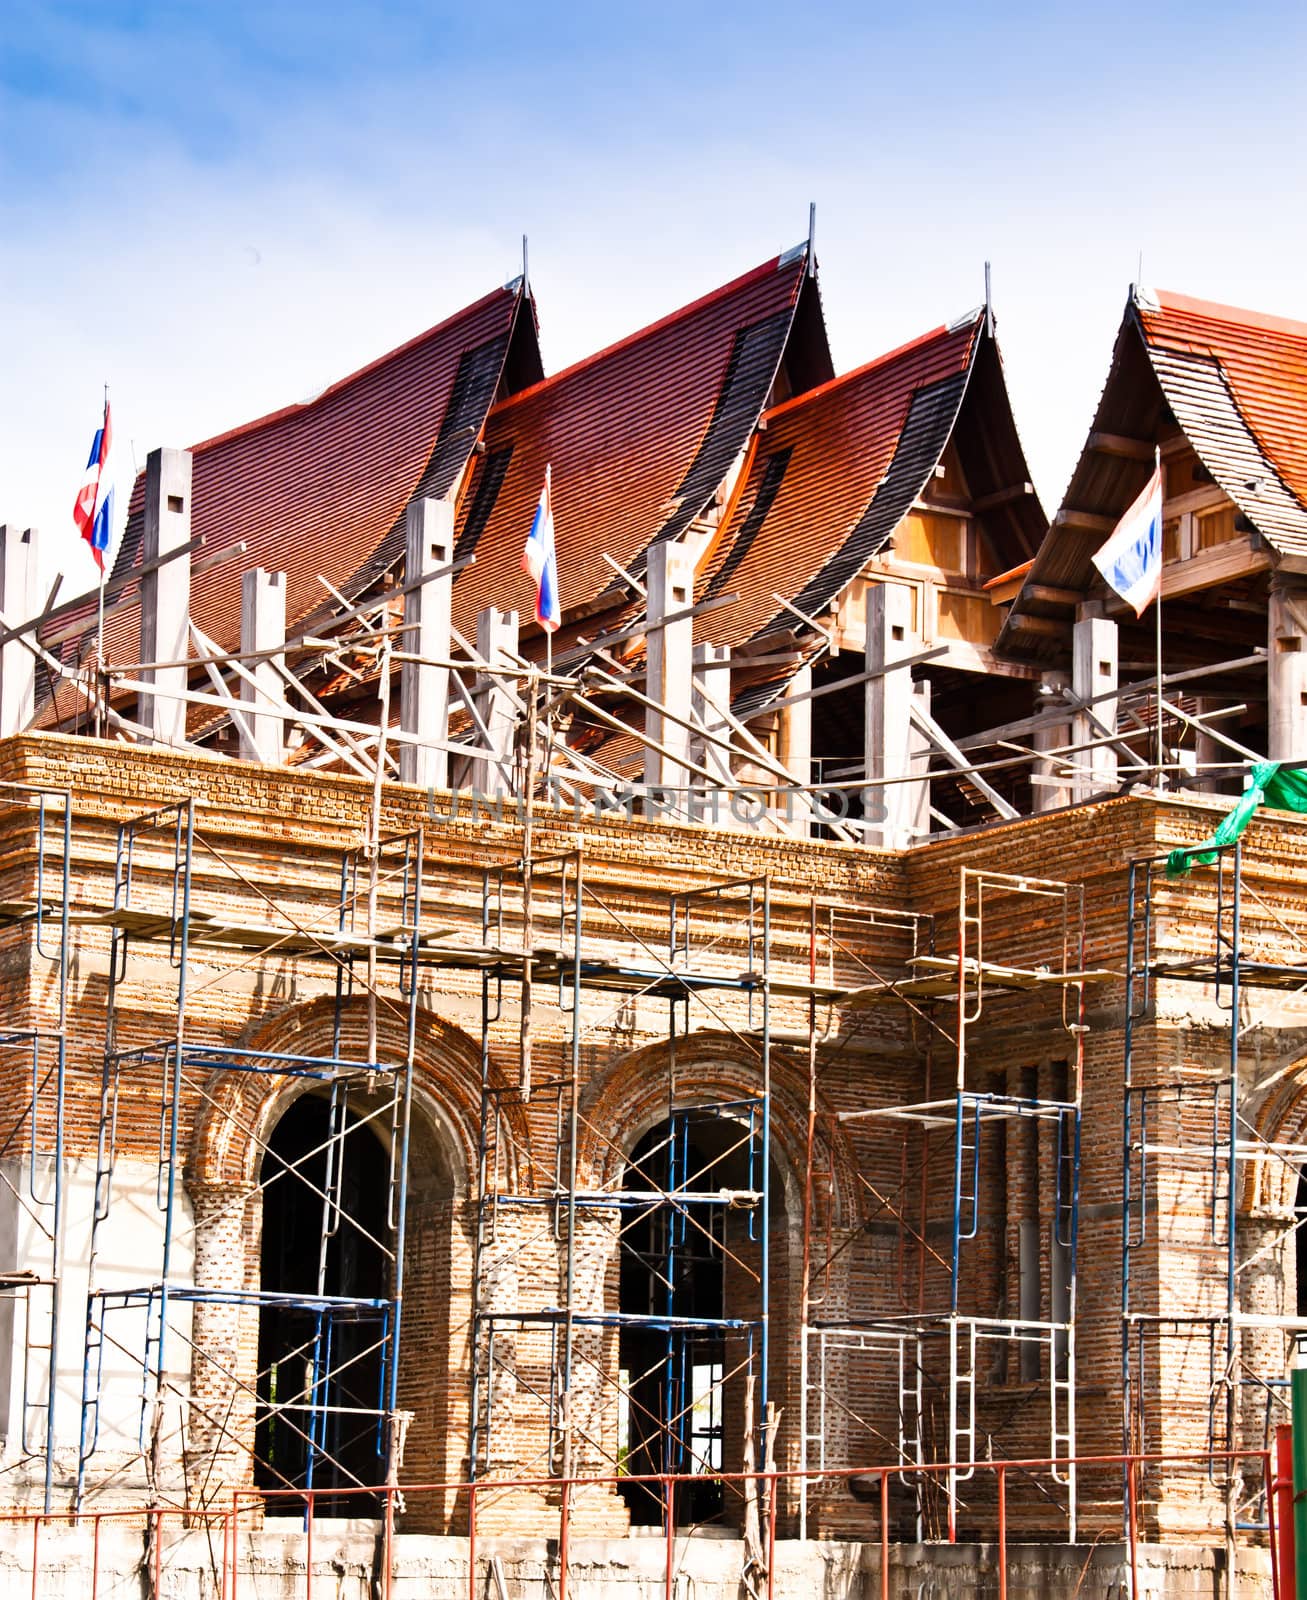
[761,312,979,424]
[486,252,797,417]
[187,283,520,456]
[1151,288,1307,342]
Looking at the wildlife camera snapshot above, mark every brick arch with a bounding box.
[185,994,528,1194]
[576,1031,858,1229]
[1242,1035,1307,1215]
[181,995,513,1521]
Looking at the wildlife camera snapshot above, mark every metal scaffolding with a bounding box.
[800,869,1090,1542]
[0,784,71,1513]
[74,798,427,1512]
[467,852,777,1536]
[1122,837,1307,1550]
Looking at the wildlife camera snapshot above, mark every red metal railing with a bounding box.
[0,1449,1285,1600]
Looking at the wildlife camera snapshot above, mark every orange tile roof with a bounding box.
[67,283,531,675]
[698,314,982,646]
[1140,290,1307,509]
[448,251,818,639]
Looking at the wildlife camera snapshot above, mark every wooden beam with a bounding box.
[34,536,205,650]
[986,577,1026,605]
[908,698,1020,821]
[972,482,1034,514]
[1053,509,1117,535]
[1005,613,1066,639]
[1155,536,1271,601]
[1023,583,1081,608]
[551,590,738,670]
[1087,431,1155,461]
[739,645,949,720]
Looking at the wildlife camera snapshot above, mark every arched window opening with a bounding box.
[255,1091,391,1510]
[617,1106,777,1530]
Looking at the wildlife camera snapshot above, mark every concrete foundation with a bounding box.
[0,1526,1264,1600]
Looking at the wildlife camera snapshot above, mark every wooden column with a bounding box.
[474,606,519,797]
[1071,613,1117,802]
[0,525,37,738]
[778,663,812,838]
[139,447,192,747]
[644,541,694,801]
[400,497,454,790]
[691,642,732,822]
[238,568,286,765]
[864,582,918,848]
[1032,670,1071,814]
[1268,578,1307,761]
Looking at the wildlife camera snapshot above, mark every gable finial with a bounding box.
[807,202,817,277]
[984,260,993,335]
[522,234,530,296]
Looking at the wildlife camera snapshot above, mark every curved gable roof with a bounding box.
[84,281,533,670]
[702,312,983,648]
[998,285,1307,662]
[1138,289,1307,554]
[447,248,826,638]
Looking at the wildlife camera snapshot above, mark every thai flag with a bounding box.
[1091,462,1163,616]
[521,465,560,633]
[73,401,113,572]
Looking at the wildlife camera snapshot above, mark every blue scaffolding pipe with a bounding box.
[76,805,425,1512]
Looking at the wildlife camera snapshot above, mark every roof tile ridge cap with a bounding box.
[760,316,970,425]
[1148,288,1307,343]
[484,253,795,420]
[187,283,518,456]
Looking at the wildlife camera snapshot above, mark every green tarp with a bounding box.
[1165,762,1307,877]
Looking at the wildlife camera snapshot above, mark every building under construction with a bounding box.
[0,239,1306,1597]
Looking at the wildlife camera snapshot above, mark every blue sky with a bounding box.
[4,0,1306,599]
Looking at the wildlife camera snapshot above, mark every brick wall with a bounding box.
[0,734,1302,1544]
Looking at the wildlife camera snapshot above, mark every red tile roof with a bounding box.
[448,251,819,639]
[73,283,531,673]
[1139,289,1307,510]
[698,314,983,647]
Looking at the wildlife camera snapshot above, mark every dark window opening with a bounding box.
[618,1110,767,1530]
[255,1092,391,1512]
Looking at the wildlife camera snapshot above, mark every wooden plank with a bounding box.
[1157,537,1271,600]
[986,576,1026,605]
[908,699,1020,820]
[1088,431,1155,461]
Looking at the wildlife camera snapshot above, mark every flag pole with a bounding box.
[95,384,109,737]
[1154,445,1163,787]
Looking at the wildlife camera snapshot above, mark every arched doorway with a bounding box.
[255,1091,391,1508]
[618,1105,780,1530]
